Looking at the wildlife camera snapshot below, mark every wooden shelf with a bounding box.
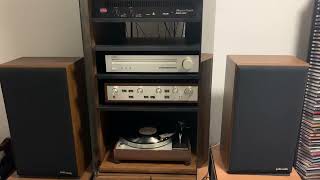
[96,73,200,80]
[94,39,200,52]
[98,150,197,175]
[98,104,199,112]
[95,44,200,52]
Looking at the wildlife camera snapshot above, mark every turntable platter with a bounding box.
[139,127,157,136]
[120,126,175,149]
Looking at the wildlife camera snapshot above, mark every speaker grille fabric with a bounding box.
[231,67,306,173]
[0,68,78,177]
[221,55,308,175]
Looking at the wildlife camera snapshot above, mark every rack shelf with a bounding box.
[98,104,199,112]
[95,44,200,52]
[94,38,200,52]
[91,17,202,23]
[96,73,199,80]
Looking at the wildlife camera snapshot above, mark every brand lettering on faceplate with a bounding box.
[276,168,289,171]
[59,171,73,175]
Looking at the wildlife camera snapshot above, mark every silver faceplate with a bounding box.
[105,55,199,73]
[105,85,198,102]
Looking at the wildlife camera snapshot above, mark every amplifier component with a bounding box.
[94,0,199,18]
[97,7,197,18]
[105,55,199,73]
[105,85,198,102]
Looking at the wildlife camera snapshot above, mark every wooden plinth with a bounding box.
[211,145,301,180]
[99,150,197,175]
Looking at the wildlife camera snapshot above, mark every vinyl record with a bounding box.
[120,125,176,149]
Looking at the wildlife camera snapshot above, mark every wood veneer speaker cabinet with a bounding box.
[221,55,308,175]
[0,58,91,178]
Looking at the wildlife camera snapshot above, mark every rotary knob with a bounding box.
[172,87,179,94]
[182,57,194,70]
[184,87,193,96]
[112,87,118,95]
[156,87,162,94]
[137,88,143,94]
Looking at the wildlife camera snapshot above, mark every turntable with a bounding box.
[113,121,192,165]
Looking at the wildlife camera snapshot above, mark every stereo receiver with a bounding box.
[105,84,198,102]
[105,55,199,73]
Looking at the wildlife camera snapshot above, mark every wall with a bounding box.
[0,0,84,142]
[0,0,315,146]
[0,0,215,142]
[210,0,314,144]
[201,0,215,53]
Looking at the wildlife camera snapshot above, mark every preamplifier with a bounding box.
[105,55,199,73]
[105,84,198,102]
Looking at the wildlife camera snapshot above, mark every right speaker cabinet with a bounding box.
[221,55,308,174]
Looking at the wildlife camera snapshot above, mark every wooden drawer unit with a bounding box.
[97,173,196,180]
[151,174,196,180]
[97,174,150,180]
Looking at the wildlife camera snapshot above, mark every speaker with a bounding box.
[0,57,90,177]
[220,55,308,174]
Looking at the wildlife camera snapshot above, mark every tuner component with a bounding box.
[105,55,199,73]
[182,57,194,70]
[105,85,198,102]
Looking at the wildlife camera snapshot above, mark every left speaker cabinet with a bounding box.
[0,57,90,178]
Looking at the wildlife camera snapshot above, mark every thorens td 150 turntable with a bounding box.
[114,121,192,165]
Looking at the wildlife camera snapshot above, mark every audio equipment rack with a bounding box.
[79,0,211,179]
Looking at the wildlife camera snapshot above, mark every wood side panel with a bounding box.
[79,0,106,170]
[197,54,213,167]
[220,56,237,171]
[66,58,90,176]
[201,53,213,62]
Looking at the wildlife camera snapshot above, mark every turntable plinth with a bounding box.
[113,148,192,164]
[99,150,197,175]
